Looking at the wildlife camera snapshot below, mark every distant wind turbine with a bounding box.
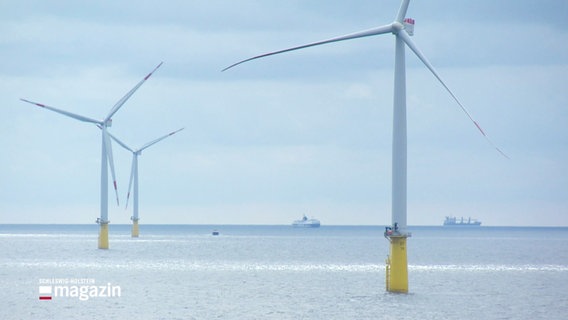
[21,62,163,249]
[224,0,506,293]
[106,128,184,237]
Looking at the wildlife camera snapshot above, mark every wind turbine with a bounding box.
[21,62,163,249]
[106,128,184,237]
[224,0,506,293]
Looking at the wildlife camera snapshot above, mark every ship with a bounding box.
[292,215,320,228]
[443,216,481,226]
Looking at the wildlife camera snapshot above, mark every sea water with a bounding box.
[1,224,567,319]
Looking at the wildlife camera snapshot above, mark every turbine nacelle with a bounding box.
[391,18,414,36]
[403,18,415,36]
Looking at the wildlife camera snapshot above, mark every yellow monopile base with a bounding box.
[98,223,109,249]
[386,236,408,293]
[131,220,139,238]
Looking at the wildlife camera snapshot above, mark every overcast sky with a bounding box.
[1,0,567,226]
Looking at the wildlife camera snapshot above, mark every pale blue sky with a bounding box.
[1,0,567,226]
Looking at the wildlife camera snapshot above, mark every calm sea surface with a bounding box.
[1,224,567,319]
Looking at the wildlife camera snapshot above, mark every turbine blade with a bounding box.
[395,0,411,23]
[20,98,102,124]
[125,154,136,210]
[105,129,135,153]
[137,127,185,152]
[105,62,163,121]
[103,129,120,205]
[223,24,394,71]
[398,31,467,115]
[398,31,509,158]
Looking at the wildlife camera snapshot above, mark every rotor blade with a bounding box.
[125,154,136,210]
[103,129,120,205]
[104,129,135,153]
[105,62,163,121]
[20,98,103,124]
[223,24,394,71]
[398,31,509,158]
[395,0,411,23]
[137,127,185,153]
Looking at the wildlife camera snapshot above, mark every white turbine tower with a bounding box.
[106,128,184,237]
[224,0,506,293]
[21,62,163,249]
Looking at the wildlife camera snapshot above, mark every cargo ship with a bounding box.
[443,216,481,226]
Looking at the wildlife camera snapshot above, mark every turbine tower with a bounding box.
[224,0,505,293]
[106,128,184,237]
[21,62,163,249]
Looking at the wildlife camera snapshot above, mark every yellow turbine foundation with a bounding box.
[131,220,139,238]
[386,235,408,293]
[98,223,109,249]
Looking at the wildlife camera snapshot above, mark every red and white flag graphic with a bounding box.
[39,286,52,300]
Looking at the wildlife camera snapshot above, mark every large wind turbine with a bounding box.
[224,0,505,293]
[106,128,184,237]
[21,62,163,249]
